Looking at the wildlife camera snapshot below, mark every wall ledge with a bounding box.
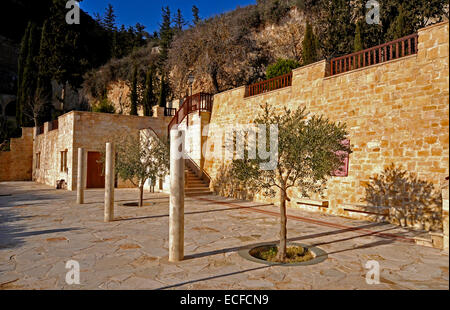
[292,59,327,73]
[215,86,246,97]
[418,20,449,32]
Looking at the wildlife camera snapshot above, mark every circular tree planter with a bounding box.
[238,242,328,266]
[120,202,155,207]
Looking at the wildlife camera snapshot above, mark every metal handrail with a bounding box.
[167,92,213,136]
[245,72,293,98]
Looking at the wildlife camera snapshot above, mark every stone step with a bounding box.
[185,186,210,192]
[186,185,209,189]
[414,235,434,248]
[186,180,207,185]
[185,191,213,197]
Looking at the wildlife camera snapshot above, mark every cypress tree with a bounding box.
[36,20,54,124]
[142,69,156,116]
[21,23,40,126]
[129,66,138,115]
[354,20,364,52]
[301,22,319,65]
[102,4,117,32]
[387,6,409,40]
[158,76,168,108]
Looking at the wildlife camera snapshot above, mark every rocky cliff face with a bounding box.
[97,7,309,112]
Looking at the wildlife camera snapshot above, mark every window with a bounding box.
[60,150,68,172]
[333,139,350,177]
[36,153,40,169]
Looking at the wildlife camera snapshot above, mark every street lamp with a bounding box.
[187,72,194,98]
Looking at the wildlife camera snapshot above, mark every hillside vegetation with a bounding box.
[82,0,448,113]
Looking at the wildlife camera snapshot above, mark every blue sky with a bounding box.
[80,0,256,33]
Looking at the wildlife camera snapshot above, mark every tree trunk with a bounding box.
[277,188,287,262]
[139,185,144,208]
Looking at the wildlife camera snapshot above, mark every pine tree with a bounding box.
[129,66,139,115]
[301,22,319,65]
[387,6,409,40]
[192,5,201,25]
[354,20,364,52]
[102,4,117,31]
[174,9,186,32]
[142,69,156,116]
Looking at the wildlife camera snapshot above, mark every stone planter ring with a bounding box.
[238,242,328,266]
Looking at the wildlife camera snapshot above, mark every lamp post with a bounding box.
[187,73,195,126]
[188,72,194,98]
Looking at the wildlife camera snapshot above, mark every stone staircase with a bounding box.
[185,167,213,197]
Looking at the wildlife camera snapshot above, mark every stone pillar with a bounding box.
[169,129,185,262]
[104,142,115,222]
[442,181,449,253]
[76,148,85,204]
[153,105,166,118]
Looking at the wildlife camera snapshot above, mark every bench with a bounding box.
[296,199,329,208]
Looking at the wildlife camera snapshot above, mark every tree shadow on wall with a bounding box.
[212,164,255,201]
[364,164,442,231]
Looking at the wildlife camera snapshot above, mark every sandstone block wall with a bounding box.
[443,181,449,252]
[34,113,74,188]
[0,127,33,182]
[203,22,449,227]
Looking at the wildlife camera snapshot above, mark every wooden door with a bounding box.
[87,152,105,188]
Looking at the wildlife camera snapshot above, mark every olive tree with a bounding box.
[231,105,351,262]
[113,130,169,207]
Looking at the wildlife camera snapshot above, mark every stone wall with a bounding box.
[203,22,449,229]
[0,127,33,182]
[443,180,449,252]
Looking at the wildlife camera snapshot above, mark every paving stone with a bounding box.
[0,182,448,290]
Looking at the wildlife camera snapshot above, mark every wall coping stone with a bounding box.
[215,85,246,97]
[243,84,292,101]
[292,59,327,73]
[417,20,449,33]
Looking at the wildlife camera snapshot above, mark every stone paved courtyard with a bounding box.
[0,182,448,290]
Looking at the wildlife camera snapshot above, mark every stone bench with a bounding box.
[296,199,329,208]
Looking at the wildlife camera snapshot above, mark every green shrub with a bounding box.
[266,58,300,79]
[92,97,116,114]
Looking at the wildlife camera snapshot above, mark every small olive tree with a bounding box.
[113,130,169,207]
[231,104,351,262]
